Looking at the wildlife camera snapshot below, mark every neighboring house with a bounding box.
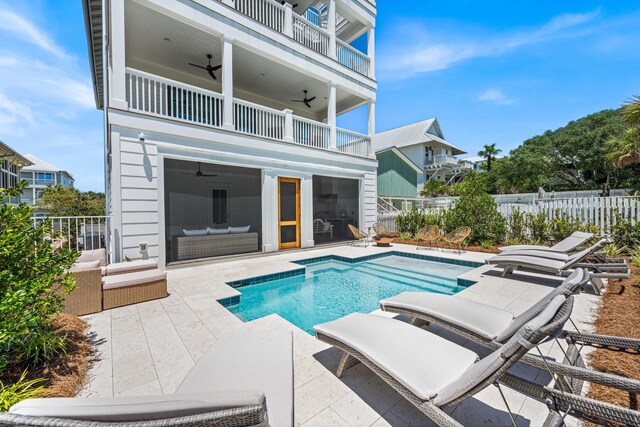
[374,118,468,194]
[83,0,377,265]
[376,147,422,198]
[20,154,75,215]
[459,155,504,172]
[0,141,32,203]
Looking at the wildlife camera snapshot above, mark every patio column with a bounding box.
[327,0,337,59]
[367,25,375,78]
[222,36,234,131]
[368,100,375,156]
[284,109,294,142]
[327,82,337,150]
[283,3,293,37]
[109,0,127,109]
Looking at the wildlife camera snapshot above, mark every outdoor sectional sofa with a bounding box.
[59,249,168,315]
[172,227,259,261]
[1,330,294,427]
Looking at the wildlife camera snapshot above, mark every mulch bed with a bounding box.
[2,314,96,398]
[390,237,500,254]
[586,262,640,411]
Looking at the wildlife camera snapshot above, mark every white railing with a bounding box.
[303,8,321,27]
[336,128,371,156]
[126,68,224,128]
[234,0,285,32]
[336,39,370,76]
[293,116,329,149]
[425,154,460,166]
[32,216,111,253]
[233,98,285,140]
[292,13,330,56]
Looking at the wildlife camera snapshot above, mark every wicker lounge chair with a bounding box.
[415,225,441,250]
[315,296,640,427]
[1,330,294,427]
[441,226,471,253]
[372,222,400,238]
[380,268,640,395]
[348,224,369,247]
[498,231,594,253]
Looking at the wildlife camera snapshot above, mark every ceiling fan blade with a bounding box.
[291,100,305,102]
[307,96,316,102]
[211,64,222,71]
[201,174,218,177]
[207,69,217,80]
[189,63,207,70]
[304,100,311,108]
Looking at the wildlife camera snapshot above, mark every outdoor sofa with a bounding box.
[173,227,259,261]
[1,330,294,427]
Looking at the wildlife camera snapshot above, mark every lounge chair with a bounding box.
[1,330,294,427]
[441,226,471,253]
[315,297,640,427]
[380,268,640,395]
[415,225,441,250]
[348,224,369,247]
[372,222,400,238]
[499,231,594,253]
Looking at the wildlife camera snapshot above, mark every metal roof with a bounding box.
[0,141,32,167]
[373,118,465,155]
[22,154,73,179]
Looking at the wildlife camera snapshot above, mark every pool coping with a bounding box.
[220,251,483,307]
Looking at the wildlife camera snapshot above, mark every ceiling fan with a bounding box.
[189,54,222,80]
[291,90,316,108]
[281,1,298,7]
[182,162,218,178]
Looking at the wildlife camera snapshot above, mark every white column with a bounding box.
[109,0,128,109]
[327,0,337,59]
[283,3,293,37]
[367,25,375,78]
[284,109,294,142]
[327,83,337,150]
[300,175,314,248]
[222,36,234,130]
[368,100,375,156]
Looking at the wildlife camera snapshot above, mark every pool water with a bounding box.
[228,255,474,334]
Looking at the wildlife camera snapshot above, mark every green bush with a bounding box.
[0,371,45,411]
[527,212,549,241]
[610,213,640,248]
[420,180,451,197]
[506,208,527,240]
[0,183,78,374]
[442,172,506,244]
[395,207,443,237]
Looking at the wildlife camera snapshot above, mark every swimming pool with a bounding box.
[225,253,478,334]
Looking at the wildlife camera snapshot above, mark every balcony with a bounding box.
[424,154,460,168]
[125,68,372,158]
[219,0,372,78]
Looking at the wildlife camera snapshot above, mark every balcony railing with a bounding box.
[218,0,372,77]
[32,216,110,253]
[125,68,372,157]
[425,154,459,166]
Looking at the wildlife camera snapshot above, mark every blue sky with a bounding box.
[1,1,639,191]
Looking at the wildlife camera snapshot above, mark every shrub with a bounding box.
[442,172,506,244]
[0,371,46,411]
[420,180,451,197]
[395,207,443,237]
[506,208,527,240]
[0,183,78,374]
[548,211,583,242]
[610,213,640,248]
[629,245,640,269]
[527,211,549,242]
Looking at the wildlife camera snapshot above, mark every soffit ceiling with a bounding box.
[125,1,365,121]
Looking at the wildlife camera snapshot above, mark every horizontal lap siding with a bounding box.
[376,150,418,197]
[363,172,377,229]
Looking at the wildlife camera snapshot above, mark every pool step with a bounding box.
[361,262,460,287]
[350,264,460,294]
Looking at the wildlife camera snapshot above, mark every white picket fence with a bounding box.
[377,196,640,235]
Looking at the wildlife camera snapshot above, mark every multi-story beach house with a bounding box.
[374,118,469,194]
[20,154,75,215]
[83,0,377,265]
[0,141,32,204]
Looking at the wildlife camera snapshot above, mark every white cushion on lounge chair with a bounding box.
[494,250,569,261]
[487,254,567,273]
[102,269,166,290]
[314,313,479,400]
[104,259,158,275]
[380,293,514,340]
[177,330,293,427]
[499,231,593,253]
[9,391,266,422]
[76,248,107,266]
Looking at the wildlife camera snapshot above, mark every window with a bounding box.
[212,189,229,224]
[37,172,53,181]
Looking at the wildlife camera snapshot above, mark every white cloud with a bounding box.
[477,89,515,105]
[379,10,600,79]
[0,7,66,58]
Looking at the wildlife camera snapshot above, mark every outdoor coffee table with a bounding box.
[374,237,393,247]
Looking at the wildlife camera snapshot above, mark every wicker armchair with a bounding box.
[416,225,441,251]
[442,226,471,254]
[348,224,369,247]
[56,268,103,316]
[372,223,400,238]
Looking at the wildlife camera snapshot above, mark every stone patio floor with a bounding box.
[80,243,600,426]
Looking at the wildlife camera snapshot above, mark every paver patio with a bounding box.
[80,243,600,426]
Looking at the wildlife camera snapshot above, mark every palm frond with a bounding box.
[621,95,640,126]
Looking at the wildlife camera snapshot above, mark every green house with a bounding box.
[376,147,423,197]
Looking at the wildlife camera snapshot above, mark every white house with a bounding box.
[0,141,32,203]
[374,118,468,193]
[20,154,75,214]
[83,0,377,265]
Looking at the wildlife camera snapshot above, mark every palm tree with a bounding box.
[478,143,502,172]
[606,95,640,168]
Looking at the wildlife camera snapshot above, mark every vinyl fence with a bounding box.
[377,196,640,235]
[32,216,111,254]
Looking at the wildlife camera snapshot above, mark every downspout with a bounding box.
[102,0,111,262]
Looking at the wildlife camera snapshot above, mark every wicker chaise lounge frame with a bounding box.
[317,298,640,427]
[57,268,103,316]
[372,223,400,238]
[441,226,471,254]
[0,403,265,427]
[415,225,441,250]
[348,224,369,247]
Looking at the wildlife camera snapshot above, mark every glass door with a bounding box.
[278,177,300,249]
